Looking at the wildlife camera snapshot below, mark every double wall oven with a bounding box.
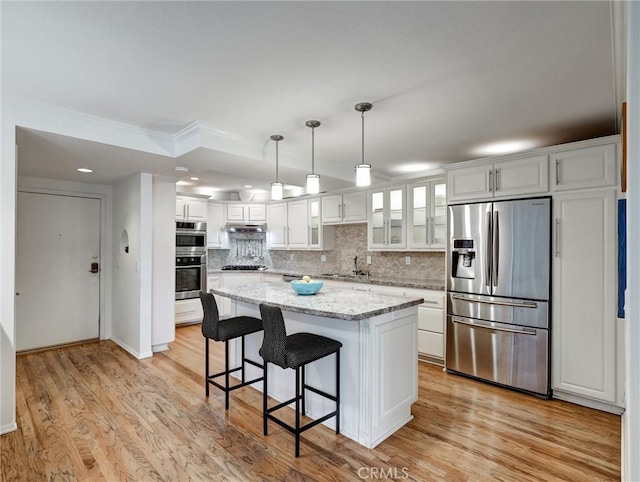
[176,221,207,300]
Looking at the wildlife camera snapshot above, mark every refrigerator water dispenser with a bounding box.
[451,238,475,279]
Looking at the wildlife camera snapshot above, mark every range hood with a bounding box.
[224,222,267,233]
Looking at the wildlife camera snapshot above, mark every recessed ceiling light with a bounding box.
[190,177,199,181]
[77,168,93,173]
[474,140,537,157]
[244,185,252,188]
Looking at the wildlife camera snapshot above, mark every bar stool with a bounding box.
[258,303,342,457]
[200,292,264,410]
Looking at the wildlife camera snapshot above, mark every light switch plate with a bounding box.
[366,256,372,265]
[321,254,327,262]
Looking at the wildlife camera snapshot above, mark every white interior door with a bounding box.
[16,192,101,351]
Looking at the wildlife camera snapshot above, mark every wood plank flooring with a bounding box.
[1,324,620,481]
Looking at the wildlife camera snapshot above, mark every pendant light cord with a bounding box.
[311,127,315,174]
[361,110,365,164]
[275,139,279,182]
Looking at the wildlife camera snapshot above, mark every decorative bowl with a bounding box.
[290,280,324,295]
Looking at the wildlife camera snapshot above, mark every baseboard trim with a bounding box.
[553,390,625,415]
[1,422,18,435]
[110,337,153,360]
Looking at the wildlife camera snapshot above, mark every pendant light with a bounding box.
[305,120,321,195]
[270,134,284,200]
[354,102,373,187]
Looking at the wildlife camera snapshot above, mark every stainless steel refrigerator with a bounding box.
[446,197,551,397]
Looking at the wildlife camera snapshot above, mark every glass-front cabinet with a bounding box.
[368,185,406,249]
[309,199,321,248]
[407,178,446,250]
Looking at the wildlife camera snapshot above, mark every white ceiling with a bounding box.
[3,1,623,196]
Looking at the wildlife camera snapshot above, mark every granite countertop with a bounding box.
[211,283,424,321]
[208,268,445,291]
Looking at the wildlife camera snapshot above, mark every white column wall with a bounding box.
[152,176,176,351]
[111,173,153,359]
[623,2,640,480]
[0,107,18,434]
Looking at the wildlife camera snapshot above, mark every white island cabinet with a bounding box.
[212,283,422,449]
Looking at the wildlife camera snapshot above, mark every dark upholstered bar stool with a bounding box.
[200,292,264,410]
[258,303,342,458]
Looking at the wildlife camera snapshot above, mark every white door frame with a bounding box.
[17,182,111,341]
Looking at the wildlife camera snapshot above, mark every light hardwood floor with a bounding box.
[2,324,620,481]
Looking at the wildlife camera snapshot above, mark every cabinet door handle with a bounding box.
[430,216,435,245]
[555,218,560,257]
[342,203,346,219]
[555,159,560,185]
[495,168,500,191]
[488,169,494,192]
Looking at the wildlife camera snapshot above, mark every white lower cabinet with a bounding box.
[405,288,445,365]
[367,284,445,365]
[175,298,203,325]
[552,189,621,409]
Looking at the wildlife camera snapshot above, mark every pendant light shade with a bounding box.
[354,102,373,187]
[305,120,321,195]
[270,134,284,201]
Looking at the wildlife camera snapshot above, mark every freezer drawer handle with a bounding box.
[451,317,537,335]
[451,294,538,309]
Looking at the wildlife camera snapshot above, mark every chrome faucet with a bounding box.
[353,256,366,276]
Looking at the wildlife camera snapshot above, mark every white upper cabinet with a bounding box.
[267,198,335,250]
[287,199,309,249]
[308,198,335,250]
[267,202,287,248]
[322,191,367,224]
[206,202,229,249]
[447,155,549,203]
[226,203,266,222]
[176,195,207,221]
[367,185,406,250]
[551,144,617,191]
[407,179,447,250]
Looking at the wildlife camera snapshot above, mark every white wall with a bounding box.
[111,173,153,359]
[152,177,176,351]
[623,2,640,480]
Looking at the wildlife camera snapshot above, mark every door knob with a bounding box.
[90,262,100,274]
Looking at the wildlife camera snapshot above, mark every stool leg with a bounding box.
[263,361,268,436]
[301,363,306,417]
[205,338,210,397]
[295,365,301,458]
[225,339,230,410]
[336,349,340,435]
[241,335,246,384]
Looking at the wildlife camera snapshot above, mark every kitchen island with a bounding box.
[211,282,423,449]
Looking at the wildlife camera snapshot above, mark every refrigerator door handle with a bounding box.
[451,317,537,335]
[485,213,492,288]
[451,294,538,309]
[493,211,500,287]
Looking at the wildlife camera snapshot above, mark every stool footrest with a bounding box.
[210,375,264,393]
[267,396,299,413]
[303,384,337,402]
[265,410,338,435]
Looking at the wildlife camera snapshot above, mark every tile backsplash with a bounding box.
[209,223,445,282]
